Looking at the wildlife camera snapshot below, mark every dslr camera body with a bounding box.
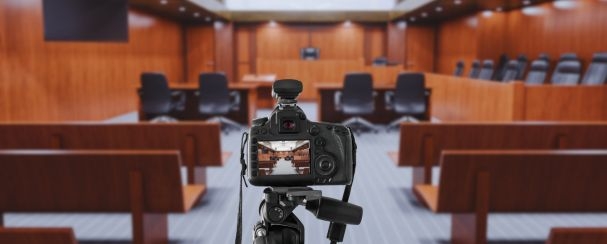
[247,79,355,187]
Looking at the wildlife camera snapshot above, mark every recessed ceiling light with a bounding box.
[436,6,443,12]
[396,21,407,29]
[454,0,462,5]
[269,20,277,27]
[421,12,428,18]
[160,0,168,5]
[482,10,493,17]
[205,16,212,22]
[553,0,578,9]
[214,21,224,29]
[523,0,531,5]
[344,20,352,27]
[496,7,503,12]
[410,17,416,22]
[193,12,200,18]
[179,6,186,12]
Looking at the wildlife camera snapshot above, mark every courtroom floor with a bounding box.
[5,102,607,244]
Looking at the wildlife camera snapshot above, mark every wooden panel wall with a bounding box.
[405,25,436,72]
[436,0,607,74]
[436,16,479,75]
[186,25,215,83]
[0,0,184,122]
[214,22,235,81]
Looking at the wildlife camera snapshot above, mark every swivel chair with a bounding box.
[581,52,607,85]
[468,60,481,78]
[454,61,465,77]
[551,59,582,85]
[493,54,509,81]
[139,72,185,122]
[525,60,549,85]
[477,60,495,80]
[515,54,528,80]
[198,72,243,131]
[335,73,379,133]
[385,73,428,131]
[501,60,520,82]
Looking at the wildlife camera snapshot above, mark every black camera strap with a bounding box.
[327,130,357,244]
[235,132,249,244]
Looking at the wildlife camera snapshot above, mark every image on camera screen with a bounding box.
[257,140,311,176]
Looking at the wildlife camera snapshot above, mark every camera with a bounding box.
[247,79,355,186]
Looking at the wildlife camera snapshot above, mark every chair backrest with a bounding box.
[515,54,528,80]
[372,56,388,66]
[559,53,579,62]
[0,228,77,244]
[199,72,231,114]
[140,72,171,115]
[0,123,223,166]
[525,60,549,84]
[551,60,582,85]
[581,52,607,85]
[0,150,186,212]
[394,73,426,114]
[436,150,607,212]
[342,72,374,108]
[468,60,481,78]
[501,60,520,82]
[454,61,465,76]
[397,122,607,167]
[493,54,509,81]
[477,60,494,80]
[538,53,550,62]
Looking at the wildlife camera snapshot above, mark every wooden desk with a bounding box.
[257,59,403,100]
[137,83,257,125]
[242,74,276,109]
[415,150,607,244]
[0,228,77,244]
[316,83,431,124]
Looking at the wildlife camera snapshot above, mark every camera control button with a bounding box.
[309,125,320,136]
[315,155,335,176]
[252,117,268,126]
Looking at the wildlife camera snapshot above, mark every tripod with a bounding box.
[252,187,363,244]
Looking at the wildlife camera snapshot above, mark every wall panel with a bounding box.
[436,16,478,75]
[405,25,436,72]
[186,25,215,82]
[0,0,183,121]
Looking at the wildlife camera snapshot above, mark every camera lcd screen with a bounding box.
[257,140,311,176]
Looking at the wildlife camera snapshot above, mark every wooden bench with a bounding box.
[391,122,607,186]
[0,122,229,187]
[0,150,205,244]
[414,150,607,244]
[547,228,607,244]
[0,228,77,244]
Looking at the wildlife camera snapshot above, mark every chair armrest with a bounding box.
[384,91,394,110]
[229,91,241,111]
[171,91,186,111]
[334,91,343,111]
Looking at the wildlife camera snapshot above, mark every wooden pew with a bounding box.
[547,228,607,244]
[0,122,228,187]
[392,122,607,186]
[0,150,204,244]
[0,228,77,244]
[414,150,607,244]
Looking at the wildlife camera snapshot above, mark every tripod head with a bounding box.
[254,187,363,244]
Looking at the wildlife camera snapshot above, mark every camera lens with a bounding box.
[282,120,296,130]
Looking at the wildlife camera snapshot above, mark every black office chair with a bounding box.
[468,60,481,78]
[477,60,495,80]
[454,61,465,77]
[559,53,579,62]
[335,73,378,132]
[501,60,520,82]
[551,60,582,85]
[493,54,509,81]
[385,73,428,130]
[198,72,243,131]
[581,52,607,85]
[515,54,528,80]
[538,53,550,62]
[525,60,549,85]
[139,72,185,122]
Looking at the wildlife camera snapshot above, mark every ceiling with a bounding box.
[129,0,558,24]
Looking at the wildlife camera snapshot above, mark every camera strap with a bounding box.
[327,130,357,244]
[235,132,249,244]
